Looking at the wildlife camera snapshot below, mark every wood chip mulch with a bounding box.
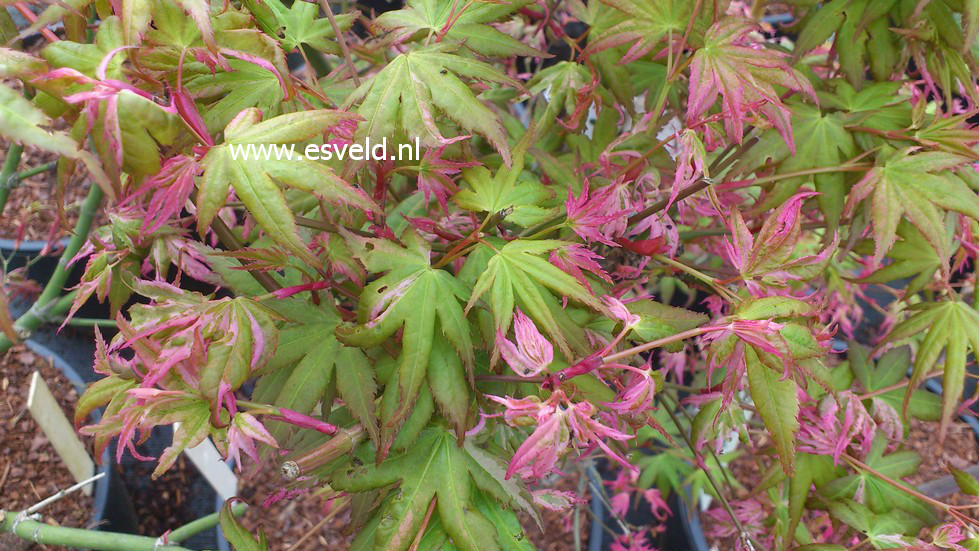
[0,345,95,551]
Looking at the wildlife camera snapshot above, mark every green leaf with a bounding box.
[883,300,979,437]
[338,231,473,443]
[627,301,708,352]
[756,104,857,233]
[335,346,380,447]
[220,498,268,551]
[75,376,137,428]
[855,221,946,298]
[261,0,355,53]
[0,83,111,195]
[427,338,470,439]
[375,0,544,57]
[951,466,979,496]
[844,149,979,269]
[345,44,522,164]
[746,347,799,476]
[452,134,552,228]
[332,429,505,551]
[155,399,211,477]
[198,108,379,263]
[465,239,607,358]
[587,0,690,60]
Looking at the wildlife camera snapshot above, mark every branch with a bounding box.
[0,511,194,551]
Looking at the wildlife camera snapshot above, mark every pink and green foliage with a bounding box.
[9,0,979,549]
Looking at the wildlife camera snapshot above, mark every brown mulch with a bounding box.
[0,346,95,550]
[237,463,353,550]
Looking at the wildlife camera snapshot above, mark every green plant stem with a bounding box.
[651,253,739,303]
[0,184,103,354]
[0,511,193,551]
[54,316,118,328]
[0,143,24,215]
[14,161,57,182]
[167,502,246,543]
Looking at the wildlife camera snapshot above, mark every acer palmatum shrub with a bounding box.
[3,0,979,549]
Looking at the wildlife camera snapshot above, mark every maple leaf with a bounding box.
[587,0,689,63]
[462,238,609,359]
[854,221,949,298]
[846,343,940,423]
[336,230,473,444]
[724,192,836,296]
[260,0,356,54]
[842,149,979,268]
[332,429,537,551]
[882,300,979,440]
[0,83,112,195]
[686,17,816,151]
[253,299,380,448]
[344,43,524,165]
[374,0,544,58]
[197,108,380,265]
[704,296,829,475]
[821,435,936,527]
[751,103,858,233]
[452,136,553,228]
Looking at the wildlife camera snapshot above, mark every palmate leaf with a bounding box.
[626,301,708,353]
[337,230,473,444]
[753,104,857,233]
[452,135,553,228]
[260,0,356,54]
[883,300,979,439]
[846,342,941,422]
[823,498,925,548]
[254,299,381,447]
[686,17,816,150]
[746,346,800,476]
[587,0,690,62]
[821,435,936,526]
[198,108,380,265]
[333,429,535,551]
[0,83,111,195]
[374,0,544,58]
[344,43,523,165]
[854,221,947,299]
[844,149,979,269]
[464,238,609,359]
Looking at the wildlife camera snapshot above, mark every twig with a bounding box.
[316,0,361,87]
[26,472,105,515]
[659,393,764,550]
[602,326,710,364]
[167,501,246,543]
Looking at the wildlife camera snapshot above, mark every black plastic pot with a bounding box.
[586,464,708,551]
[22,339,139,534]
[0,238,72,287]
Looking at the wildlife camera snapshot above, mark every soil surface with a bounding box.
[237,462,354,550]
[0,345,95,550]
